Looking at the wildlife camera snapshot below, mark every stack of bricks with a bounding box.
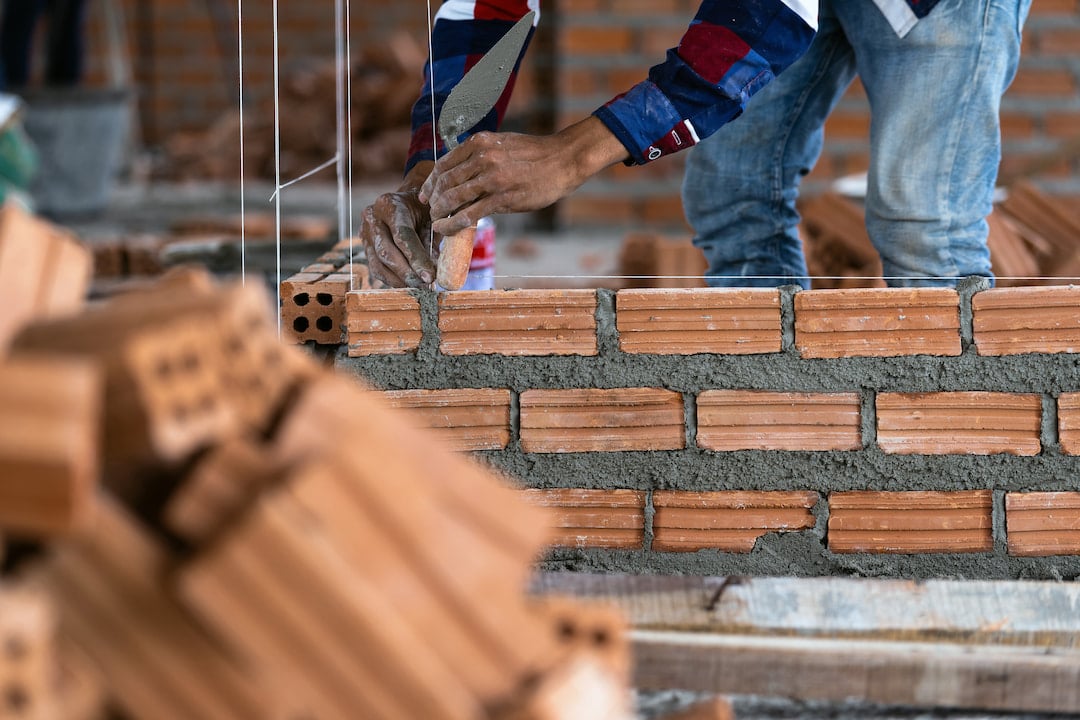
[3,269,655,719]
[341,282,1080,577]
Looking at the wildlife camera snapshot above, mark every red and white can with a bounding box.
[460,216,495,290]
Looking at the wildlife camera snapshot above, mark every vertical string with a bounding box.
[272,0,282,336]
[335,0,347,252]
[237,0,245,285]
[425,0,437,257]
[346,0,356,290]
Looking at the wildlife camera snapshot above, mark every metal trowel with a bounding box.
[434,10,535,290]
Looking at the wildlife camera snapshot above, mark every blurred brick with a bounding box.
[521,488,646,549]
[380,388,512,451]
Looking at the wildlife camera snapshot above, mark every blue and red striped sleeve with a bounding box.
[595,0,817,165]
[405,0,539,175]
[406,0,818,174]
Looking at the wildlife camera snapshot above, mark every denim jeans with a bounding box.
[682,0,1031,289]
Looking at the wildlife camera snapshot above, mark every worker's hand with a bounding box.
[420,117,630,237]
[360,162,439,288]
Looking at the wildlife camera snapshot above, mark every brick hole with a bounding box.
[293,317,310,333]
[3,635,26,661]
[4,684,29,713]
[293,293,310,306]
[224,335,245,354]
[557,617,576,641]
[315,292,333,306]
[591,628,610,647]
[315,316,334,332]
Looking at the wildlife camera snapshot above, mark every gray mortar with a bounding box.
[338,286,1080,580]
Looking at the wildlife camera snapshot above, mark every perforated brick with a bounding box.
[697,390,861,451]
[520,489,646,549]
[381,389,512,451]
[828,490,993,554]
[282,265,369,345]
[616,288,781,355]
[1006,492,1080,556]
[439,290,597,356]
[520,388,684,453]
[653,491,818,552]
[877,392,1041,455]
[795,288,961,358]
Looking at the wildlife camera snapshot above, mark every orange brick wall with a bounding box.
[337,281,1080,578]
[74,0,1079,230]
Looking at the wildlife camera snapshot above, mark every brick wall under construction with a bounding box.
[339,281,1080,580]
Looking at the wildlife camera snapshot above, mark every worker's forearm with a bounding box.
[557,116,631,188]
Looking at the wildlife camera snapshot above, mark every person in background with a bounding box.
[682,0,1031,289]
[0,0,89,88]
[361,0,1028,291]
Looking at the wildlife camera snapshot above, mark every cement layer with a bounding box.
[335,286,1080,580]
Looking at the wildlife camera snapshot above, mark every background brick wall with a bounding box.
[67,0,1080,231]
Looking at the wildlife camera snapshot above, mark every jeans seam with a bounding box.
[768,34,846,274]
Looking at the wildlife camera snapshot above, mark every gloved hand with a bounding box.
[360,161,439,288]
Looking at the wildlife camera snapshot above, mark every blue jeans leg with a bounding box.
[838,0,1030,287]
[682,9,856,289]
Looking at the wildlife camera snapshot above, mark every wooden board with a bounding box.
[534,573,1080,713]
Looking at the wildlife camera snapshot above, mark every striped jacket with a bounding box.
[406,0,941,173]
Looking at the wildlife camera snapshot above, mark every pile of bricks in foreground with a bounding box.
[341,280,1080,578]
[1,209,743,719]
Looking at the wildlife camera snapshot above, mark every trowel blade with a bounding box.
[438,10,535,150]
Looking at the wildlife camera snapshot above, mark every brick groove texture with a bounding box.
[1006,492,1080,556]
[973,286,1080,356]
[652,491,818,552]
[520,388,684,452]
[520,488,646,549]
[828,491,994,554]
[438,290,597,356]
[342,285,1080,566]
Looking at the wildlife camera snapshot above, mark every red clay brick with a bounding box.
[1008,67,1077,96]
[0,356,99,536]
[282,265,369,345]
[345,289,422,356]
[1037,28,1080,54]
[520,489,646,549]
[380,389,512,451]
[560,26,633,55]
[697,390,861,451]
[1006,492,1080,556]
[520,388,684,453]
[876,392,1042,455]
[973,286,1080,356]
[616,288,782,355]
[439,290,597,356]
[653,490,818,552]
[1058,393,1080,454]
[828,491,993,554]
[795,288,961,358]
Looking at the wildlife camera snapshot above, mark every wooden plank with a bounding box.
[533,573,1080,647]
[632,630,1080,714]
